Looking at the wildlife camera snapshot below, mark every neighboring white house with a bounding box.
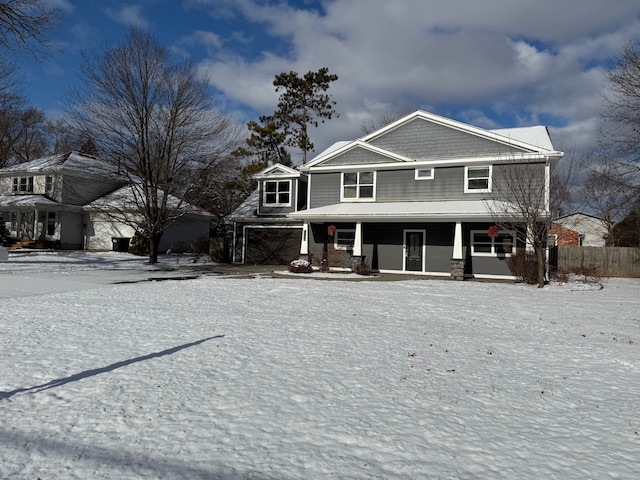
[552,212,609,247]
[0,152,212,252]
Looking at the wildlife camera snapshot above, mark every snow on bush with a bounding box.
[288,258,313,273]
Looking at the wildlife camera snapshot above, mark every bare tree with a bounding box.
[360,109,412,135]
[0,0,60,57]
[582,156,636,245]
[68,28,241,263]
[486,158,559,287]
[599,40,640,200]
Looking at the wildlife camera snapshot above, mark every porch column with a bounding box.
[450,221,465,280]
[526,225,534,252]
[300,221,309,256]
[353,221,362,257]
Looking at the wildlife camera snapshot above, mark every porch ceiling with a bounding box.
[0,195,66,210]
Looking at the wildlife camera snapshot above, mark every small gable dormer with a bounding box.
[253,163,307,216]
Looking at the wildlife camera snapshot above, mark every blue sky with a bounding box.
[21,0,640,162]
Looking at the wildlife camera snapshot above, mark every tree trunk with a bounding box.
[148,233,161,264]
[536,243,546,288]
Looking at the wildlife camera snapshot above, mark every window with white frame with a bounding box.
[263,180,291,206]
[415,167,434,180]
[334,229,355,250]
[464,166,492,193]
[342,171,375,200]
[471,229,515,256]
[12,176,34,194]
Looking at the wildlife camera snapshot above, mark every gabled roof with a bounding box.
[84,185,212,217]
[0,152,120,178]
[253,163,302,180]
[303,110,562,170]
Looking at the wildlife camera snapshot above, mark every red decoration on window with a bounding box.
[327,225,337,237]
[487,225,499,238]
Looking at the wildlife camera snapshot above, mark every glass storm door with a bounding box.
[405,231,423,271]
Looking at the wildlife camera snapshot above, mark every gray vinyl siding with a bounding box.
[309,172,341,208]
[321,146,395,166]
[376,167,464,201]
[492,162,547,204]
[369,117,528,159]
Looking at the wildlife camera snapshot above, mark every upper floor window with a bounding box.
[45,175,54,193]
[12,176,34,194]
[471,229,515,256]
[342,171,375,201]
[464,166,492,193]
[415,168,434,180]
[263,180,291,206]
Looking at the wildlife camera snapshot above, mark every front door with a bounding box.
[405,230,424,271]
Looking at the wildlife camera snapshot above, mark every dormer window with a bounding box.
[12,176,34,194]
[263,180,291,206]
[342,171,375,201]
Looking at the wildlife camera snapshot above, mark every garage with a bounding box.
[245,227,302,265]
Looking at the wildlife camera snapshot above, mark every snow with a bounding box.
[1,251,638,479]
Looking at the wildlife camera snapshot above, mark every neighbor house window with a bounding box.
[47,212,56,236]
[45,175,54,194]
[471,229,515,256]
[464,166,492,193]
[342,171,375,201]
[12,176,34,193]
[415,168,434,180]
[263,180,291,206]
[334,229,356,250]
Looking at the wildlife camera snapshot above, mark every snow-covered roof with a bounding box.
[288,200,529,221]
[0,194,80,210]
[226,189,259,221]
[490,126,555,151]
[84,185,213,217]
[0,152,120,178]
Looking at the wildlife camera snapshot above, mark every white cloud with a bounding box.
[104,5,151,29]
[193,0,640,158]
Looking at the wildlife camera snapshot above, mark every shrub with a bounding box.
[289,259,313,273]
[128,232,148,256]
[352,259,371,276]
[506,249,539,285]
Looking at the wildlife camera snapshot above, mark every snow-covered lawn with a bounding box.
[1,252,638,479]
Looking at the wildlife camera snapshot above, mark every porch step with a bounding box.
[7,239,59,251]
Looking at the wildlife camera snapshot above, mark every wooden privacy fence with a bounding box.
[552,246,640,278]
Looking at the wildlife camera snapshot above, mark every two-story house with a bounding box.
[229,110,563,279]
[0,152,126,249]
[0,151,212,252]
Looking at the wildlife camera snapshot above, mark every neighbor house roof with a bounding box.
[0,152,120,178]
[84,185,213,217]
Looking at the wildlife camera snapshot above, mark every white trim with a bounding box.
[305,153,556,173]
[240,224,303,264]
[403,229,426,273]
[334,228,356,250]
[464,165,492,193]
[470,229,515,257]
[340,170,376,202]
[262,179,292,207]
[544,160,550,212]
[414,167,434,180]
[453,221,463,259]
[353,222,362,257]
[469,273,518,280]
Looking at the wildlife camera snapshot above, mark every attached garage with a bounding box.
[245,226,302,265]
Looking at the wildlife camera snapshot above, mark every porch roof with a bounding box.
[288,200,528,222]
[0,195,70,210]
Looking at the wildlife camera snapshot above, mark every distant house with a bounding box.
[229,110,564,280]
[550,213,609,247]
[0,152,212,252]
